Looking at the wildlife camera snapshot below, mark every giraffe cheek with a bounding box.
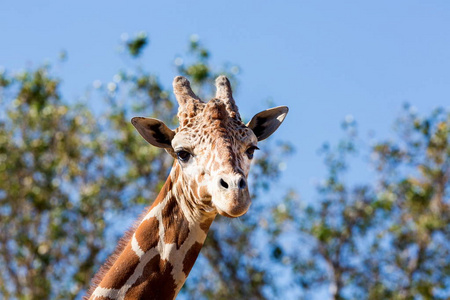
[198,185,210,199]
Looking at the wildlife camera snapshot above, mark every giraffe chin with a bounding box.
[216,207,249,218]
[213,192,251,218]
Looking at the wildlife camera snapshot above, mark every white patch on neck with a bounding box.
[91,287,119,299]
[131,234,144,258]
[168,221,208,294]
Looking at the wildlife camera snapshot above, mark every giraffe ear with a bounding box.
[131,117,175,149]
[247,106,289,141]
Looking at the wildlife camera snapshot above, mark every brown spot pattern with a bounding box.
[125,255,176,300]
[99,243,140,289]
[162,196,190,249]
[182,242,203,275]
[199,217,214,233]
[134,217,159,252]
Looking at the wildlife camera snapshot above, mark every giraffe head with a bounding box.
[132,76,288,218]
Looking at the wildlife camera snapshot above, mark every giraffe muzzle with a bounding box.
[213,174,251,218]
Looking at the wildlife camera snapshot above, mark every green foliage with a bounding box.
[271,106,449,299]
[126,32,148,57]
[0,34,291,300]
[0,66,113,299]
[0,38,174,299]
[1,32,448,300]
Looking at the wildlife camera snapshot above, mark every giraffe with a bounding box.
[85,75,288,300]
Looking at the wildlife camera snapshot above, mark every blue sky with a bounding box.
[2,1,450,299]
[2,1,449,208]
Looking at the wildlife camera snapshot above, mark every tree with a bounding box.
[272,105,449,299]
[2,31,448,300]
[0,34,291,299]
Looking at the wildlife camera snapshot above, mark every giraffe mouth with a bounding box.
[215,201,249,218]
[216,207,235,218]
[210,182,252,218]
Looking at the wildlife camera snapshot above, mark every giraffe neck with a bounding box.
[87,165,216,300]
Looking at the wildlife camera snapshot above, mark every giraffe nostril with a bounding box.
[238,178,247,189]
[220,178,229,189]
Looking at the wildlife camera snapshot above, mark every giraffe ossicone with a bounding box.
[86,76,288,300]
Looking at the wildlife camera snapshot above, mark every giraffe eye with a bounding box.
[176,150,191,162]
[245,146,259,159]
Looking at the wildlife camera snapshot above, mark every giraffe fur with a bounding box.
[85,76,288,300]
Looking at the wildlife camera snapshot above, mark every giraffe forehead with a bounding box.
[173,99,257,155]
[175,117,255,150]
